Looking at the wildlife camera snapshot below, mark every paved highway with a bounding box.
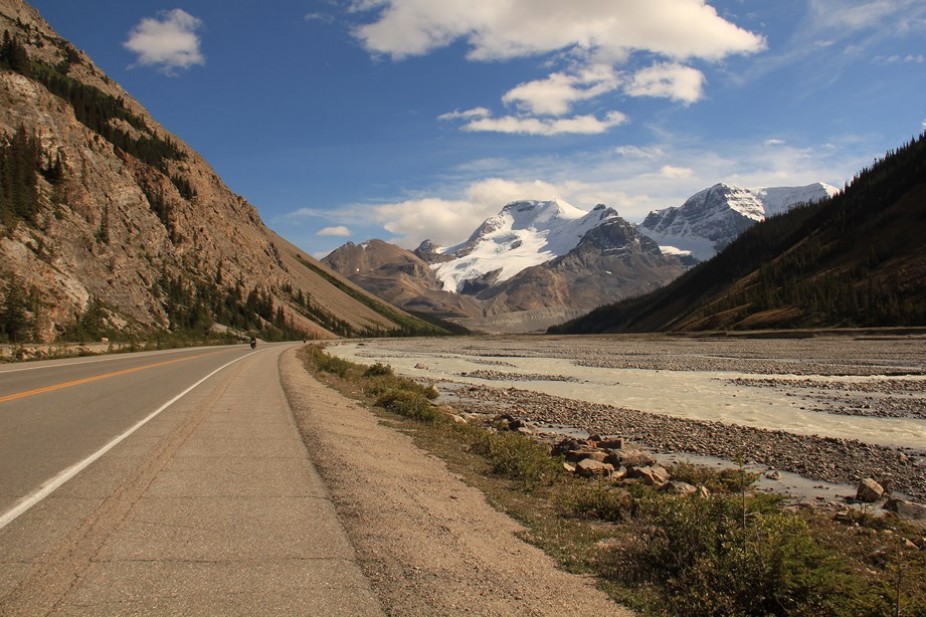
[0,344,382,615]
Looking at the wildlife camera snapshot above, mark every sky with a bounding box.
[27,0,926,257]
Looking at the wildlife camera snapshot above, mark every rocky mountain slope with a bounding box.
[639,182,838,261]
[553,133,926,333]
[324,201,686,333]
[0,0,444,343]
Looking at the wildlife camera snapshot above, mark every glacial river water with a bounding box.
[327,338,926,450]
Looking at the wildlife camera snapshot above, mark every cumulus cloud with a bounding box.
[447,110,628,136]
[317,225,352,237]
[353,0,764,136]
[501,65,621,116]
[124,9,205,75]
[625,63,705,104]
[371,178,563,246]
[351,135,865,247]
[353,0,765,62]
[660,165,694,178]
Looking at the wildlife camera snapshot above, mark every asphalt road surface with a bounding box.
[0,344,383,616]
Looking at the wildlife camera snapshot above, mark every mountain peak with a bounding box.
[430,199,624,293]
[640,182,836,261]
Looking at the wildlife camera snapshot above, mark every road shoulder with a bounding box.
[280,348,633,616]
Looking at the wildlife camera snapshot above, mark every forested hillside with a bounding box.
[552,132,926,334]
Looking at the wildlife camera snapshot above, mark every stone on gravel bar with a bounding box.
[856,478,885,503]
[606,448,656,468]
[576,459,615,478]
[884,498,926,521]
[628,465,671,487]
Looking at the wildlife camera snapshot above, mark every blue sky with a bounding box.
[28,0,926,257]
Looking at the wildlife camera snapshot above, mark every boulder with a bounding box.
[608,466,628,482]
[663,481,697,496]
[576,459,615,478]
[628,465,671,487]
[565,448,607,463]
[856,478,885,503]
[884,499,926,521]
[605,448,656,468]
[551,438,583,457]
[597,437,624,450]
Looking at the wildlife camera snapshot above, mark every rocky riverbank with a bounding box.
[447,384,926,502]
[330,335,926,504]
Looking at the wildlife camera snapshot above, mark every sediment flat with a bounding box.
[327,334,926,502]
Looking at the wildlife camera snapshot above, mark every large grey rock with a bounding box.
[627,465,670,487]
[884,499,926,521]
[576,459,615,478]
[606,448,656,468]
[856,478,885,503]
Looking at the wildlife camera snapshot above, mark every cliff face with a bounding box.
[0,0,437,341]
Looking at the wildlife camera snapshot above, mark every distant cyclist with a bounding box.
[249,337,257,350]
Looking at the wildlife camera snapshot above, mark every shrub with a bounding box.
[471,431,561,490]
[367,374,438,400]
[614,493,870,616]
[363,362,394,377]
[306,345,355,378]
[556,481,631,522]
[374,388,438,422]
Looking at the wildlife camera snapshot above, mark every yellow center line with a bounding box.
[0,350,229,405]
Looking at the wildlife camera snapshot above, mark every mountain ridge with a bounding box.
[639,182,838,261]
[552,133,926,334]
[0,0,445,343]
[324,199,686,333]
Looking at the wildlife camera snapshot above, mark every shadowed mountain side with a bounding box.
[551,132,926,334]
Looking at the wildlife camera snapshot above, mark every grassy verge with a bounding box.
[300,345,926,617]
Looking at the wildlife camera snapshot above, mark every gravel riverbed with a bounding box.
[329,334,926,502]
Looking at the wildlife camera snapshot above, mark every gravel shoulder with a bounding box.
[279,348,633,617]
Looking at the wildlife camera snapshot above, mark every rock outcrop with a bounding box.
[0,0,438,341]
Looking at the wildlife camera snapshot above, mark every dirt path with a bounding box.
[279,349,633,617]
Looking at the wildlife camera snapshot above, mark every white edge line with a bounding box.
[0,353,250,531]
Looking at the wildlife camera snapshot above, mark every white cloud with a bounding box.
[614,145,666,159]
[353,0,765,62]
[660,165,694,179]
[501,65,620,116]
[437,107,491,121]
[625,63,705,104]
[354,0,764,136]
[764,138,786,146]
[317,225,352,237]
[453,110,628,136]
[349,135,868,248]
[370,178,563,247]
[124,9,205,75]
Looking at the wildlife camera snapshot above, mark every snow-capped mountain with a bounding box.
[323,199,685,332]
[430,199,620,293]
[639,183,838,261]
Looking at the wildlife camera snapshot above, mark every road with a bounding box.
[0,344,383,616]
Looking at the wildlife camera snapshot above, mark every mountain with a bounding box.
[431,199,615,292]
[551,133,926,334]
[319,239,482,320]
[639,182,838,261]
[324,201,686,333]
[0,0,445,343]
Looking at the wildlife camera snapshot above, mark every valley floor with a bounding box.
[326,334,926,504]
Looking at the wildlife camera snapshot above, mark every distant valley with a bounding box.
[324,182,835,333]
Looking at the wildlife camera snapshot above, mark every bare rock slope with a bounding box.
[0,0,438,341]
